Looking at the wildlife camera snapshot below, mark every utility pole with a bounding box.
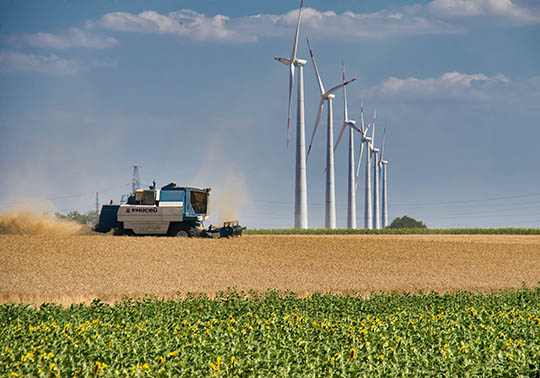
[131,165,141,195]
[95,192,99,222]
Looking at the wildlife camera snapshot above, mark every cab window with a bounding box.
[190,191,207,214]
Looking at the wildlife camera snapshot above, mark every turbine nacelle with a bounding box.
[335,120,360,152]
[275,57,307,67]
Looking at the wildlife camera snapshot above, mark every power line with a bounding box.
[390,192,540,207]
[131,165,141,195]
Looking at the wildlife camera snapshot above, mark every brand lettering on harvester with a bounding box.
[130,208,158,213]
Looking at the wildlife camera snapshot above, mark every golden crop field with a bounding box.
[1,234,539,306]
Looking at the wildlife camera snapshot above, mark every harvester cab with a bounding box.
[94,182,244,238]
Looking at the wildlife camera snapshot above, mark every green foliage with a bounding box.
[389,215,427,229]
[1,288,540,376]
[55,210,98,226]
[244,228,540,235]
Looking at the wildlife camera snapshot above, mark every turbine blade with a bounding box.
[324,78,356,97]
[360,100,365,133]
[334,122,347,153]
[286,63,295,148]
[364,122,372,135]
[380,127,387,162]
[307,98,325,159]
[274,57,291,65]
[371,109,376,146]
[355,142,364,191]
[290,0,304,63]
[342,60,348,122]
[307,38,325,95]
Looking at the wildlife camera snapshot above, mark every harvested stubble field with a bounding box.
[1,234,539,305]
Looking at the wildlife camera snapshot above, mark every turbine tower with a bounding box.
[274,0,308,229]
[306,38,355,229]
[379,128,389,228]
[334,61,357,229]
[364,110,376,229]
[372,119,380,230]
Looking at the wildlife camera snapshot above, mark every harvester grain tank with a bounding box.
[94,182,245,237]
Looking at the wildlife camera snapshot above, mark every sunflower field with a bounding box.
[1,288,539,377]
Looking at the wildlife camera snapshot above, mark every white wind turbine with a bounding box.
[345,102,373,229]
[379,128,389,228]
[371,112,381,229]
[274,0,308,229]
[356,108,375,229]
[334,61,359,229]
[306,38,356,229]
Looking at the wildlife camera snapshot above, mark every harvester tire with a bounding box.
[175,230,189,237]
[168,223,187,237]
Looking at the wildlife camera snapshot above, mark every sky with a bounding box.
[1,0,540,229]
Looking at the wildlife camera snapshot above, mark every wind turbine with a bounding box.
[349,103,373,229]
[379,128,389,228]
[360,109,375,229]
[334,61,358,229]
[274,0,308,229]
[306,38,356,229]
[371,111,381,229]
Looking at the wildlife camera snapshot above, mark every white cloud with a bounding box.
[0,50,81,75]
[428,0,540,24]
[238,7,465,40]
[97,7,464,43]
[95,2,540,44]
[2,2,537,53]
[99,10,256,42]
[365,72,511,100]
[363,73,540,114]
[20,27,118,49]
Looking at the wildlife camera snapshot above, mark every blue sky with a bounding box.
[1,0,540,228]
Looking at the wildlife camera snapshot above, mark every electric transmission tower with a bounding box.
[131,165,141,195]
[95,192,99,215]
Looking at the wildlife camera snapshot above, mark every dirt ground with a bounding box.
[1,234,539,305]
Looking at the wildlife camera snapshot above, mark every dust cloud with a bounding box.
[0,202,83,235]
[212,174,247,225]
[190,140,251,227]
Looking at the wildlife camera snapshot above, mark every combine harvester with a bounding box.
[94,182,245,238]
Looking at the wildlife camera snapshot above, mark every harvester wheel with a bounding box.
[175,230,189,237]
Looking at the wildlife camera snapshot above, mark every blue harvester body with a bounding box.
[94,182,245,237]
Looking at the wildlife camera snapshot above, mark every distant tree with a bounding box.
[388,215,427,229]
[55,210,98,226]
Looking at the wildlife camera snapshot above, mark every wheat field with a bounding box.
[1,234,539,306]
